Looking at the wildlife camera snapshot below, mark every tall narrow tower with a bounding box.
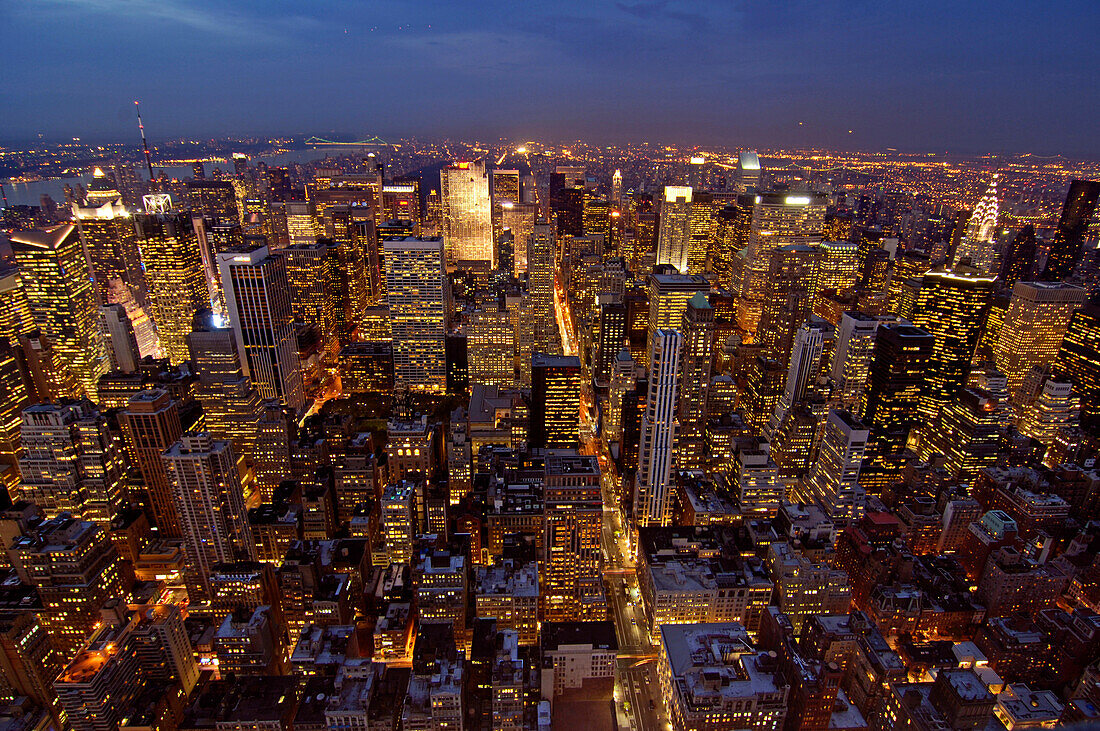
[634,329,682,527]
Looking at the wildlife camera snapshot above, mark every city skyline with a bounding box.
[3,1,1099,156]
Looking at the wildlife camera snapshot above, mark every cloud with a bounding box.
[25,0,314,43]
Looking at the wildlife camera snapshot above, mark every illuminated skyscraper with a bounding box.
[655,186,693,273]
[1043,179,1100,282]
[737,191,827,338]
[381,480,416,565]
[284,200,319,246]
[908,266,996,422]
[18,402,126,529]
[10,225,109,400]
[382,181,422,230]
[99,304,140,373]
[119,389,183,538]
[886,250,932,314]
[468,303,515,388]
[543,454,605,621]
[285,239,346,359]
[10,516,123,658]
[71,176,146,308]
[830,311,880,414]
[611,169,623,205]
[676,294,713,471]
[0,267,34,348]
[634,329,681,527]
[136,211,209,364]
[1054,296,1100,432]
[218,245,304,412]
[527,219,557,351]
[814,240,860,298]
[767,320,828,439]
[385,236,447,393]
[756,244,819,369]
[646,272,708,369]
[1001,225,1037,291]
[736,150,761,194]
[441,160,494,268]
[859,324,933,491]
[162,432,254,603]
[953,174,999,271]
[187,309,264,458]
[800,409,868,522]
[921,387,1002,481]
[186,179,239,222]
[994,281,1085,394]
[1018,379,1080,454]
[530,354,581,449]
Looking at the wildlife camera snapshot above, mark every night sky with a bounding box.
[2,1,1098,155]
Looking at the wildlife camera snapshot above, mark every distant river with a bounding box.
[2,147,369,207]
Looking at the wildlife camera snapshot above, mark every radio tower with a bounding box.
[135,100,157,190]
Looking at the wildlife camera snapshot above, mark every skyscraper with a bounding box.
[468,303,515,388]
[135,211,209,365]
[859,324,934,491]
[676,293,713,471]
[119,389,184,538]
[646,272,708,369]
[908,266,996,422]
[655,186,693,274]
[441,160,494,268]
[99,304,141,373]
[634,329,681,527]
[953,175,999,272]
[530,354,581,449]
[162,432,254,603]
[921,388,1002,481]
[218,244,304,412]
[10,225,109,399]
[527,219,558,353]
[10,516,123,658]
[737,191,827,338]
[71,175,146,309]
[756,244,819,369]
[800,409,869,522]
[543,454,605,621]
[18,402,126,530]
[385,236,447,393]
[187,309,264,459]
[1053,296,1100,432]
[994,281,1085,394]
[1001,225,1037,290]
[830,311,879,414]
[1043,179,1100,281]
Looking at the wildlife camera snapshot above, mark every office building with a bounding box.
[441,160,494,268]
[1054,296,1100,431]
[737,190,828,338]
[656,185,693,273]
[186,308,264,457]
[530,354,581,449]
[677,294,713,471]
[385,236,447,393]
[135,211,210,365]
[831,311,879,413]
[1044,179,1100,281]
[71,177,146,308]
[10,516,123,658]
[800,409,869,522]
[119,389,184,538]
[635,329,681,527]
[218,244,304,411]
[646,271,708,368]
[908,266,996,421]
[99,304,141,373]
[10,225,109,399]
[994,281,1086,394]
[162,432,253,603]
[18,402,126,530]
[543,454,604,621]
[658,623,789,730]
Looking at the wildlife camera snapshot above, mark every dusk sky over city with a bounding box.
[3,0,1099,154]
